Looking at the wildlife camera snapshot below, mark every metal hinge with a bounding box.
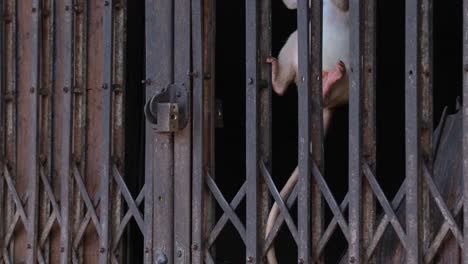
[144,84,189,132]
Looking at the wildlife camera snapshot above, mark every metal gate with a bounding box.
[1,0,468,263]
[0,0,136,263]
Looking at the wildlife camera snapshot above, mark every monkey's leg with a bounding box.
[265,109,333,264]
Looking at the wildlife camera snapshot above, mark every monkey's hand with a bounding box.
[266,56,285,96]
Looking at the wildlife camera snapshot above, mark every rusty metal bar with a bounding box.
[143,0,156,263]
[38,0,54,261]
[309,0,324,260]
[110,0,126,262]
[191,0,205,262]
[98,1,114,263]
[146,0,174,263]
[0,0,4,259]
[71,0,87,262]
[246,0,262,261]
[21,0,40,262]
[3,0,16,261]
[463,0,468,262]
[349,0,363,262]
[259,0,272,259]
[174,0,191,261]
[420,0,433,257]
[362,0,377,261]
[204,0,216,260]
[405,0,422,263]
[297,0,312,261]
[55,0,73,262]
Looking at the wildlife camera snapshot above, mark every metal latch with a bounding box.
[144,84,189,132]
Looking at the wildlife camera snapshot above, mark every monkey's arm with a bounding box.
[267,31,297,96]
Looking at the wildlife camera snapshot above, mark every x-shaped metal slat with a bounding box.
[2,192,29,263]
[205,173,246,242]
[38,166,62,256]
[112,185,145,251]
[422,163,463,245]
[263,183,299,255]
[366,177,406,259]
[311,163,349,240]
[316,193,349,258]
[363,163,408,252]
[72,192,101,261]
[112,165,144,231]
[261,162,299,244]
[425,197,463,262]
[72,165,102,237]
[207,181,246,247]
[3,166,29,228]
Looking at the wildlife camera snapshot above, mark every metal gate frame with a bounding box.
[190,0,468,263]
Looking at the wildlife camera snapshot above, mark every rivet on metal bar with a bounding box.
[215,99,224,128]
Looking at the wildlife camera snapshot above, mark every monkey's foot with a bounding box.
[322,60,346,99]
[266,56,284,96]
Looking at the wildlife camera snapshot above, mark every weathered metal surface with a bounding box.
[191,0,205,262]
[245,0,261,262]
[146,0,175,263]
[173,0,191,262]
[362,0,377,262]
[0,0,4,259]
[464,0,468,262]
[297,0,313,262]
[308,0,325,261]
[405,0,422,262]
[15,0,40,262]
[258,0,272,260]
[2,0,17,262]
[71,0,87,262]
[54,0,73,263]
[349,0,363,262]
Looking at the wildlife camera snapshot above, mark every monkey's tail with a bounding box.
[265,166,299,264]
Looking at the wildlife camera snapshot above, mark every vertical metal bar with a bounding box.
[405,0,422,263]
[204,0,216,259]
[0,0,4,259]
[3,0,16,260]
[144,0,156,262]
[259,0,272,252]
[191,0,205,262]
[72,0,87,262]
[309,1,324,261]
[463,0,468,262]
[99,0,113,263]
[362,0,377,261]
[349,0,363,262]
[38,0,54,260]
[297,0,313,261]
[420,0,433,256]
[246,0,260,261]
[111,0,126,261]
[146,0,175,262]
[85,0,106,261]
[56,0,73,262]
[174,0,191,261]
[24,0,40,262]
